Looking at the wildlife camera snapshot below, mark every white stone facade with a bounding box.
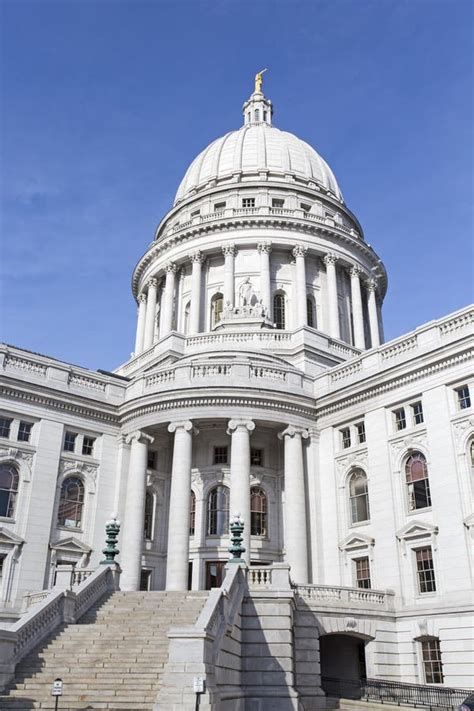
[0,83,472,690]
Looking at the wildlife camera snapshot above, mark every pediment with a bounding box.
[463,513,474,529]
[396,520,438,541]
[339,533,375,551]
[50,536,92,554]
[0,527,25,546]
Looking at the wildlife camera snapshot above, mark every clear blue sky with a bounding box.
[1,0,472,370]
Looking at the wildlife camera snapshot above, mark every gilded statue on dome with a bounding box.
[255,68,267,93]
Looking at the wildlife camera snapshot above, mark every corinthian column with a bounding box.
[222,244,236,308]
[161,262,178,337]
[121,430,154,591]
[257,242,272,317]
[227,419,255,565]
[278,426,309,584]
[189,251,205,335]
[350,265,365,349]
[323,253,340,339]
[143,278,158,350]
[293,245,308,328]
[166,421,198,590]
[134,293,147,355]
[367,278,381,348]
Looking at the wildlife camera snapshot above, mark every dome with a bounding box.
[174,85,343,205]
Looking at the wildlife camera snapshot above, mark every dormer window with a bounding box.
[242,198,255,208]
[190,209,200,217]
[263,110,267,122]
[255,109,260,122]
[272,198,284,208]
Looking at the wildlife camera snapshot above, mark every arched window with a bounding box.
[255,108,260,122]
[273,293,286,329]
[207,485,229,536]
[469,439,474,474]
[211,293,224,328]
[190,490,196,536]
[306,297,315,328]
[144,490,154,540]
[0,463,19,518]
[349,469,370,524]
[250,486,267,536]
[183,301,191,335]
[57,476,85,528]
[405,451,431,510]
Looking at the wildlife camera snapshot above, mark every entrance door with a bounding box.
[205,561,225,589]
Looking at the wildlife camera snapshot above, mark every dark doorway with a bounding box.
[139,569,151,591]
[188,561,193,591]
[205,561,225,589]
[320,633,367,699]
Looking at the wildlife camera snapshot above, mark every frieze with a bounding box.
[59,458,98,484]
[451,415,474,454]
[335,449,368,475]
[4,354,47,377]
[388,431,428,471]
[0,446,34,481]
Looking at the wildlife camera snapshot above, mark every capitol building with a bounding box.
[0,76,472,709]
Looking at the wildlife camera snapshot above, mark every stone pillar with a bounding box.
[222,244,236,308]
[323,253,340,339]
[367,278,381,348]
[257,242,272,317]
[278,426,309,584]
[227,419,255,565]
[293,245,308,328]
[166,421,197,590]
[121,430,154,591]
[134,293,147,355]
[161,262,177,337]
[143,278,158,350]
[189,251,205,335]
[350,265,365,349]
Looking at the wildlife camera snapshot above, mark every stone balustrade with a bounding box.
[295,583,395,611]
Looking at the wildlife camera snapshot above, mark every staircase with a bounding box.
[0,590,208,710]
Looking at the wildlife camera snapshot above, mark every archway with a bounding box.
[320,633,367,699]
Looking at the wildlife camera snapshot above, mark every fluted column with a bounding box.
[293,245,308,328]
[134,293,147,354]
[367,279,381,348]
[257,242,272,317]
[161,262,178,337]
[350,265,365,349]
[166,421,198,590]
[323,253,340,339]
[143,278,158,350]
[227,419,255,565]
[278,426,309,584]
[222,244,236,308]
[189,251,205,335]
[121,430,154,591]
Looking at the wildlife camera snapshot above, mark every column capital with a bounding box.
[164,261,178,274]
[125,430,154,446]
[366,277,378,292]
[222,243,236,257]
[323,252,338,267]
[147,277,158,290]
[350,264,363,279]
[227,419,255,435]
[292,244,308,259]
[190,250,206,264]
[138,293,147,304]
[278,425,309,441]
[257,241,272,254]
[168,420,199,435]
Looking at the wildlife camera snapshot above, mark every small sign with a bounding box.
[193,676,205,694]
[51,678,63,696]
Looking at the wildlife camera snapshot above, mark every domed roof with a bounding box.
[174,82,343,205]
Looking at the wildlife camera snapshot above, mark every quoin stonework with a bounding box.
[0,76,472,710]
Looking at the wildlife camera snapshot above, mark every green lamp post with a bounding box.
[100,513,120,565]
[228,513,245,563]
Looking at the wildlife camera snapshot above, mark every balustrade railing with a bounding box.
[295,583,394,610]
[248,566,273,589]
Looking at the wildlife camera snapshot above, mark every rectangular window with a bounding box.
[456,385,471,410]
[394,408,406,431]
[355,557,371,589]
[242,198,255,208]
[411,402,424,425]
[213,446,228,465]
[214,201,226,211]
[0,418,12,439]
[416,547,436,594]
[300,202,311,212]
[82,436,95,456]
[17,421,33,443]
[250,448,263,466]
[147,450,157,470]
[356,422,366,444]
[272,198,285,208]
[0,555,5,584]
[63,431,77,453]
[190,209,200,217]
[421,638,444,684]
[139,569,151,591]
[341,427,351,449]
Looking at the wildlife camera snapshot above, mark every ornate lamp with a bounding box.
[100,513,121,565]
[228,513,245,563]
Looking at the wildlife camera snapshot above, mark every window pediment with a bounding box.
[396,520,438,555]
[50,536,92,555]
[339,533,374,552]
[0,527,25,547]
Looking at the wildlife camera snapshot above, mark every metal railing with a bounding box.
[322,676,472,710]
